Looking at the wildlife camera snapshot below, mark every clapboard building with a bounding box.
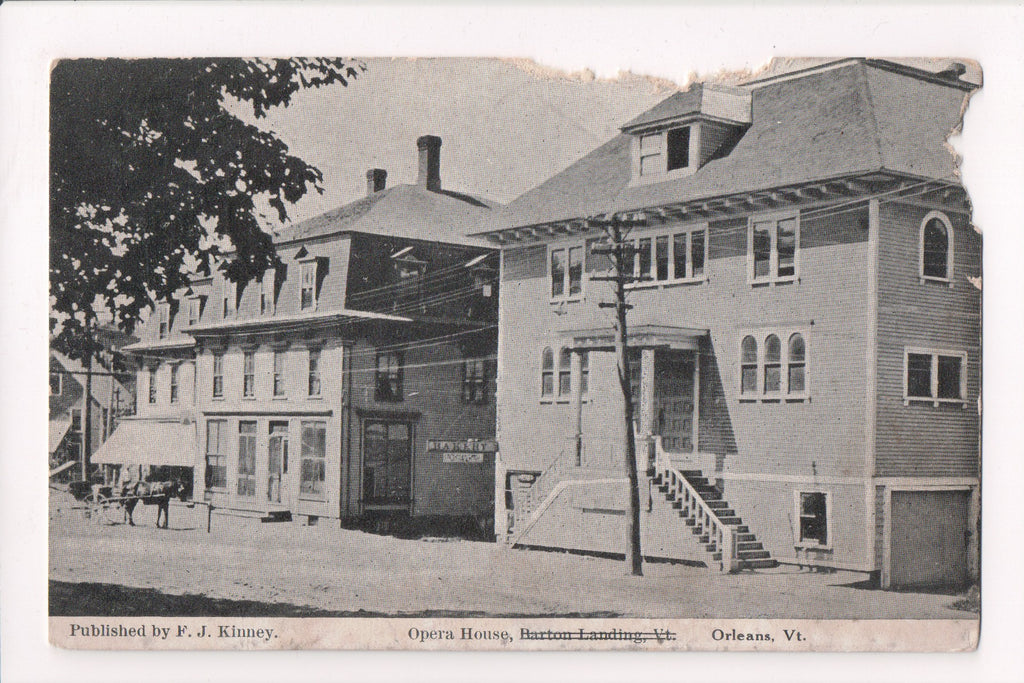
[476,59,979,588]
[123,136,499,530]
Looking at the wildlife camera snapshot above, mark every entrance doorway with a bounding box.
[655,350,697,452]
[890,489,971,588]
[267,421,289,505]
[362,420,412,507]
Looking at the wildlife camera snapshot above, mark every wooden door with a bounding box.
[655,351,696,452]
[267,422,289,505]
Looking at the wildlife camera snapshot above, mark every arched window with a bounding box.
[540,347,554,397]
[921,212,953,281]
[740,336,758,395]
[788,333,806,394]
[558,348,573,398]
[764,335,782,393]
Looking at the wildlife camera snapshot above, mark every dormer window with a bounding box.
[186,296,202,326]
[635,125,697,181]
[222,280,237,319]
[260,268,276,315]
[299,261,318,311]
[158,303,170,339]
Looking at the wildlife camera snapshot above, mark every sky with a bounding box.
[235,56,981,230]
[236,58,671,222]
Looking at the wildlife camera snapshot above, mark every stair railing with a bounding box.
[654,441,738,573]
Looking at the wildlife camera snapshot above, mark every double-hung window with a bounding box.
[50,371,62,396]
[461,358,488,404]
[904,348,966,405]
[620,226,707,286]
[212,353,224,398]
[273,351,287,397]
[187,297,201,326]
[204,419,228,491]
[636,126,693,179]
[540,347,554,398]
[158,304,170,339]
[148,367,158,404]
[260,268,276,315]
[795,491,830,548]
[307,348,321,397]
[169,364,179,403]
[550,244,583,301]
[299,261,318,311]
[222,280,237,319]
[300,421,327,499]
[242,352,255,398]
[375,351,403,402]
[749,213,799,284]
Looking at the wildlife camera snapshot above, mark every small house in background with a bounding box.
[48,349,133,482]
[124,135,499,533]
[476,59,980,589]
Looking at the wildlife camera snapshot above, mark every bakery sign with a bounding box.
[427,439,497,464]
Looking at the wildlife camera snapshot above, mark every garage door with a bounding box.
[890,490,971,589]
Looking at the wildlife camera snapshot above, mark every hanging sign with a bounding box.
[427,439,496,463]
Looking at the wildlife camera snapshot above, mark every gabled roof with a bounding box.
[480,59,975,232]
[50,349,130,407]
[272,183,501,247]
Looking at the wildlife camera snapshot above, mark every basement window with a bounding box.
[796,491,830,547]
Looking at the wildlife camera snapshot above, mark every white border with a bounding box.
[4,3,1024,682]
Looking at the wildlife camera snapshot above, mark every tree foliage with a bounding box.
[50,58,364,358]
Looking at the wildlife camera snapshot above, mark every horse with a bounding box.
[120,480,186,528]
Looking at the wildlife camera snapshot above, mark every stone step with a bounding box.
[740,558,779,570]
[738,549,772,560]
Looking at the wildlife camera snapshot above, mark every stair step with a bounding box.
[684,518,696,526]
[714,509,736,518]
[705,500,729,510]
[738,550,772,560]
[737,541,764,552]
[656,484,669,493]
[705,543,717,553]
[711,552,722,561]
[652,474,664,486]
[736,533,757,542]
[740,558,779,570]
[736,526,750,534]
[687,477,712,488]
[718,517,742,525]
[671,500,683,509]
[679,469,703,478]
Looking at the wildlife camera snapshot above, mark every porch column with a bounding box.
[638,347,656,437]
[570,350,584,467]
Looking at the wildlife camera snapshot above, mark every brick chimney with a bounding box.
[366,168,387,196]
[416,135,442,192]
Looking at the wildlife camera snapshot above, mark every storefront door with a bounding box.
[267,421,289,505]
[362,420,412,506]
[655,350,697,452]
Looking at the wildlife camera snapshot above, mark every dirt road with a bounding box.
[49,499,971,619]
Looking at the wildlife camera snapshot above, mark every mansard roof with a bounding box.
[477,59,976,234]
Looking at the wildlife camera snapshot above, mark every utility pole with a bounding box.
[591,213,647,577]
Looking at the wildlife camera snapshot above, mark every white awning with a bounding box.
[49,419,71,454]
[92,420,197,467]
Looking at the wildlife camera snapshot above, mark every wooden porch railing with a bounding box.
[653,438,738,573]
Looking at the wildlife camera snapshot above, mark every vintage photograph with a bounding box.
[47,55,981,649]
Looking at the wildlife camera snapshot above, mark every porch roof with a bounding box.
[91,418,197,467]
[558,324,707,351]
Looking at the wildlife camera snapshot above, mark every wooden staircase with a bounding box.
[653,468,777,571]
